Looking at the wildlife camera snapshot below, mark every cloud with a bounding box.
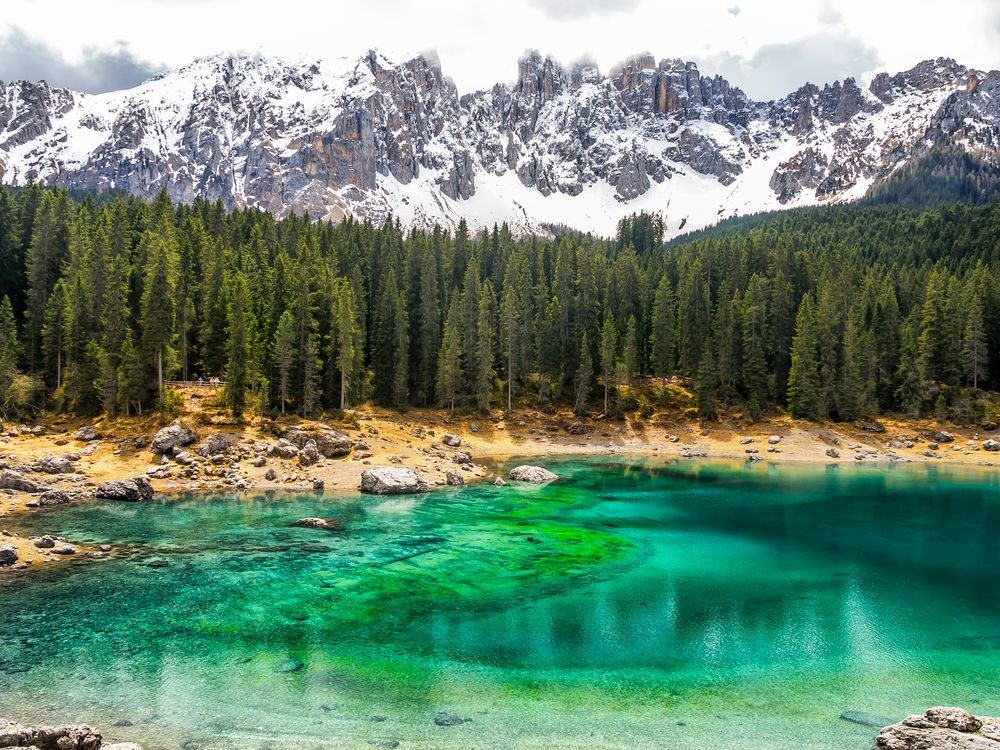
[702,32,881,100]
[727,5,741,16]
[0,26,163,93]
[817,0,843,26]
[529,0,640,20]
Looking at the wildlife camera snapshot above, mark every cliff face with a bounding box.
[0,52,996,237]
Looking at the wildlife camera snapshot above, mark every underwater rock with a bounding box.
[278,659,304,673]
[434,711,468,726]
[876,707,1000,749]
[840,710,895,728]
[294,518,331,529]
[359,467,430,495]
[508,465,558,484]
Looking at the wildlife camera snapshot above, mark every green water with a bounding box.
[2,458,1000,749]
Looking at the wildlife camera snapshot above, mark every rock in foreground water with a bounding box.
[875,707,1000,749]
[509,465,558,484]
[359,467,430,494]
[0,717,144,750]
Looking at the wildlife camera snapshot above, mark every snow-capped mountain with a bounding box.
[0,50,997,238]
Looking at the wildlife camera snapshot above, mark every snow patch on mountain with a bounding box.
[0,51,996,238]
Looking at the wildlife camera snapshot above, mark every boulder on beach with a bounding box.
[442,434,462,447]
[26,490,70,508]
[445,471,464,486]
[39,455,75,474]
[95,477,154,502]
[509,465,558,484]
[193,433,231,458]
[150,420,196,454]
[875,706,1000,750]
[984,438,999,452]
[73,426,100,442]
[315,430,352,458]
[0,469,39,493]
[0,545,17,566]
[359,467,430,495]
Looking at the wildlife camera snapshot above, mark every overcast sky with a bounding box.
[1,0,998,100]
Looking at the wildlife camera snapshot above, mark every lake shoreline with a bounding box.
[1,403,998,571]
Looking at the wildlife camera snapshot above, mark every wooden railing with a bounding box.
[166,380,226,388]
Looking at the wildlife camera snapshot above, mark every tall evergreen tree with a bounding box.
[599,314,618,414]
[225,273,251,418]
[787,293,822,420]
[437,298,463,414]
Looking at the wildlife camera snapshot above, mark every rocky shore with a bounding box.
[1,401,998,572]
[0,718,141,750]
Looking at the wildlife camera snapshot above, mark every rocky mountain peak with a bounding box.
[0,50,997,238]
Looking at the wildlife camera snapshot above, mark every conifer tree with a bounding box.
[437,298,463,414]
[696,345,718,420]
[623,315,639,392]
[787,293,822,420]
[599,314,618,414]
[473,285,494,415]
[0,296,20,400]
[140,219,178,407]
[649,274,675,377]
[962,291,988,388]
[273,309,296,414]
[225,273,251,418]
[41,279,68,391]
[574,330,592,416]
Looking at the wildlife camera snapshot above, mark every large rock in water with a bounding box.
[876,707,1000,750]
[359,467,430,495]
[0,469,39,493]
[509,465,559,483]
[150,420,196,454]
[95,477,154,502]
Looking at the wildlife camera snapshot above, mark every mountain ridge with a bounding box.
[0,49,997,237]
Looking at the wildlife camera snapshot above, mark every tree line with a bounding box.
[0,183,997,423]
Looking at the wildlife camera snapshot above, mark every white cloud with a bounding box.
[0,26,162,92]
[703,32,882,100]
[529,0,640,19]
[0,0,996,99]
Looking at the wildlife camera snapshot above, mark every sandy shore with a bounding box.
[0,398,997,571]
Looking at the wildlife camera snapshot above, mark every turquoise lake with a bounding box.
[2,458,1000,749]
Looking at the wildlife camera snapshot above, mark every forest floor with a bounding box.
[1,382,998,570]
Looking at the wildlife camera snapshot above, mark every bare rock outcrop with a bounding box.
[150,420,196,454]
[876,707,1000,750]
[95,477,154,502]
[0,717,143,750]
